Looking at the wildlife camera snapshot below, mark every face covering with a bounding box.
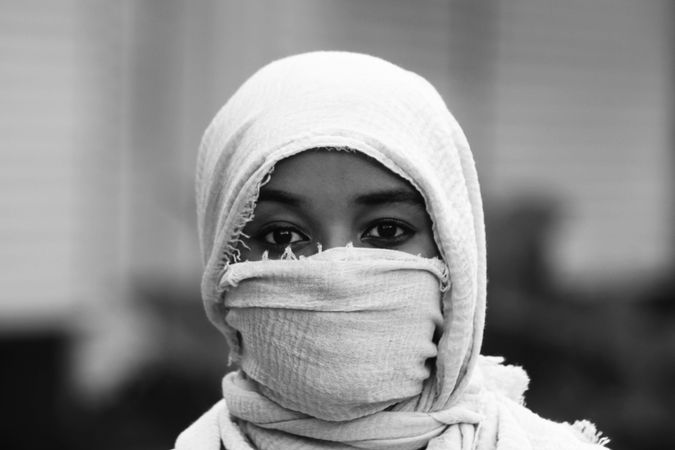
[197,52,487,414]
[195,51,489,449]
[220,247,446,422]
[181,51,607,450]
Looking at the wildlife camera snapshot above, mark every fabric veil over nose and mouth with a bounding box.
[196,52,487,418]
[220,247,447,422]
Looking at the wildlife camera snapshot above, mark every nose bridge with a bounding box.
[318,220,354,250]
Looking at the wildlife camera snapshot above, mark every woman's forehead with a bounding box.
[264,149,421,198]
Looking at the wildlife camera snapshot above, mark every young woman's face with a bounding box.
[240,150,438,260]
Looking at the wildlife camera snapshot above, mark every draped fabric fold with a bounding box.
[175,51,611,450]
[222,371,484,450]
[194,53,487,413]
[176,359,609,450]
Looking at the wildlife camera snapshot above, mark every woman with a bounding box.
[175,51,609,449]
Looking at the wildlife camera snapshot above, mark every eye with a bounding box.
[361,220,414,245]
[261,226,308,247]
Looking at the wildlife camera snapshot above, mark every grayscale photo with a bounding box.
[1,1,672,449]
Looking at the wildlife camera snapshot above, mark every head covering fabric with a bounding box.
[195,51,487,412]
[177,51,611,450]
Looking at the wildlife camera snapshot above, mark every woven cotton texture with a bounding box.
[222,248,445,422]
[174,51,611,450]
[218,247,473,449]
[195,51,486,413]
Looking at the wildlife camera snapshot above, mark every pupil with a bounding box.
[273,229,293,245]
[377,223,397,238]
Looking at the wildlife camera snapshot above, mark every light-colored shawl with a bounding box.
[178,51,610,450]
[197,50,485,406]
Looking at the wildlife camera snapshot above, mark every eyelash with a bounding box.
[254,219,415,250]
[257,224,310,249]
[361,219,415,246]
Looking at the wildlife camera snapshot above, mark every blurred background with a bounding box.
[1,0,673,449]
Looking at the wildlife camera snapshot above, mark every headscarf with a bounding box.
[188,51,607,450]
[196,51,486,410]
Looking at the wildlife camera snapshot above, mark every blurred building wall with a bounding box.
[489,0,673,287]
[1,1,90,329]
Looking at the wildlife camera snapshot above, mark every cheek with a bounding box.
[418,218,440,258]
[401,232,439,259]
[421,234,440,259]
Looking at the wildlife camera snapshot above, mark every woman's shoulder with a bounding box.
[493,395,611,450]
[173,399,254,450]
[475,357,610,450]
[173,400,225,450]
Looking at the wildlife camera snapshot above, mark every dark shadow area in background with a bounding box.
[1,286,228,450]
[2,334,70,450]
[482,198,675,450]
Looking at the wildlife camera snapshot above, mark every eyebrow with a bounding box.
[354,189,425,206]
[257,188,305,206]
[257,187,425,208]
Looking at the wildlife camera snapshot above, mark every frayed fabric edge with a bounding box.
[225,167,276,267]
[219,147,353,268]
[569,420,611,447]
[223,243,450,290]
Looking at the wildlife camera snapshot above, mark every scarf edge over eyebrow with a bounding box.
[194,51,487,412]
